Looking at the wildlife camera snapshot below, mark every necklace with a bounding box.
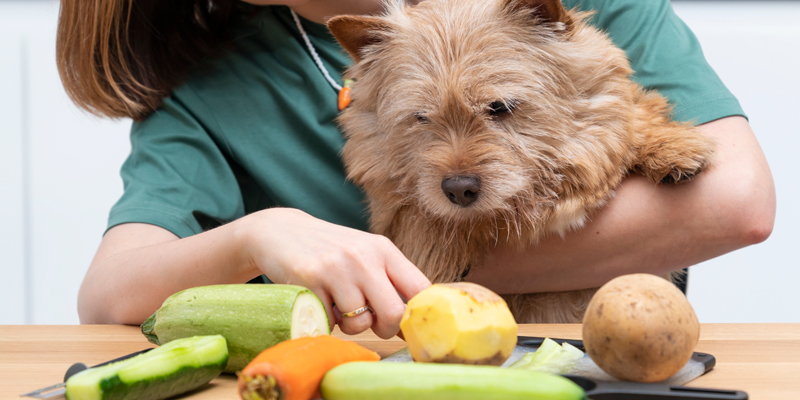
[290,9,343,92]
[290,3,407,110]
[290,9,353,110]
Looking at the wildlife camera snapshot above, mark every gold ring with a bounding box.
[341,305,370,318]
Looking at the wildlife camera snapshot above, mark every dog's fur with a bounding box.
[327,0,714,323]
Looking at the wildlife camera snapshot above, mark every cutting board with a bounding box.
[381,336,715,386]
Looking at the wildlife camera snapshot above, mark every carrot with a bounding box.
[338,79,354,111]
[237,335,380,400]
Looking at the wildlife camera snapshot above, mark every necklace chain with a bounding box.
[290,1,406,93]
[290,9,343,92]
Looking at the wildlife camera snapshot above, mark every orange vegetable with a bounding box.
[237,335,380,400]
[338,79,354,111]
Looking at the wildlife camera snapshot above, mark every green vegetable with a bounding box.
[65,335,228,400]
[141,284,330,372]
[320,362,586,400]
[510,338,584,374]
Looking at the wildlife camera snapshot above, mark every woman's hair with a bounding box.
[57,0,250,120]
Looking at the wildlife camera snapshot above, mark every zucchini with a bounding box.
[65,335,228,400]
[141,284,330,372]
[320,362,587,400]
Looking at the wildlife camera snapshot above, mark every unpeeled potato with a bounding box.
[582,273,700,382]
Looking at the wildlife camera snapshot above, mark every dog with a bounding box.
[327,0,714,323]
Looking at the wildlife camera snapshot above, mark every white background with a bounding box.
[0,1,798,325]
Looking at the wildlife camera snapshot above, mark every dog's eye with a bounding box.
[415,112,429,123]
[488,100,516,117]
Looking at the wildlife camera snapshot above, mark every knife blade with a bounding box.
[20,348,152,398]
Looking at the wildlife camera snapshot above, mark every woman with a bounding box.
[57,0,775,338]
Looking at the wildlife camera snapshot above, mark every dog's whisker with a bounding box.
[466,218,475,245]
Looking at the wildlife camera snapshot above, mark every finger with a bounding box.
[362,277,407,339]
[330,285,374,335]
[313,290,336,332]
[382,240,431,302]
[332,304,343,325]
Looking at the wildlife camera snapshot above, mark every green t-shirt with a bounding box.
[108,1,745,239]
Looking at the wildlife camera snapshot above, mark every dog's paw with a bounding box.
[635,130,715,185]
[659,160,706,184]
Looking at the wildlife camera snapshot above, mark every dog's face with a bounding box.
[331,0,633,231]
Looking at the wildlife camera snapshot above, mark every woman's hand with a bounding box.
[241,208,431,339]
[80,207,429,339]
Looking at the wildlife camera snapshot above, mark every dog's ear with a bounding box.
[505,0,572,30]
[327,15,392,63]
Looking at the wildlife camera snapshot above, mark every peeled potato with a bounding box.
[400,282,518,365]
[582,273,700,382]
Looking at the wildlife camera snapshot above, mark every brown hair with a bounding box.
[57,0,250,120]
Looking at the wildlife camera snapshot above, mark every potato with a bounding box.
[400,282,518,365]
[582,273,700,382]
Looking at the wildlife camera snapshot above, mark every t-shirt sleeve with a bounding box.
[107,95,246,238]
[568,0,746,125]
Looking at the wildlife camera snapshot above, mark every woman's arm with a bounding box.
[80,221,253,325]
[79,208,430,339]
[471,116,775,293]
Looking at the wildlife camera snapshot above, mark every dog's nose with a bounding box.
[441,175,481,207]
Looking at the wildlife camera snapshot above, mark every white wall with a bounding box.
[0,1,132,324]
[672,1,800,323]
[0,15,27,325]
[0,1,797,324]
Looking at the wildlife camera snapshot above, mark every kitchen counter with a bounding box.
[3,324,799,399]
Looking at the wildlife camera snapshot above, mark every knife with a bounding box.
[20,349,152,398]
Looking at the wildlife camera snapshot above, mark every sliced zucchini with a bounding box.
[65,335,228,400]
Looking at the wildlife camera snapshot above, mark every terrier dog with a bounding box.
[328,0,714,323]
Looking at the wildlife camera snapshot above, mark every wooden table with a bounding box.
[2,324,798,399]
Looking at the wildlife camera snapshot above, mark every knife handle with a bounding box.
[63,348,153,382]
